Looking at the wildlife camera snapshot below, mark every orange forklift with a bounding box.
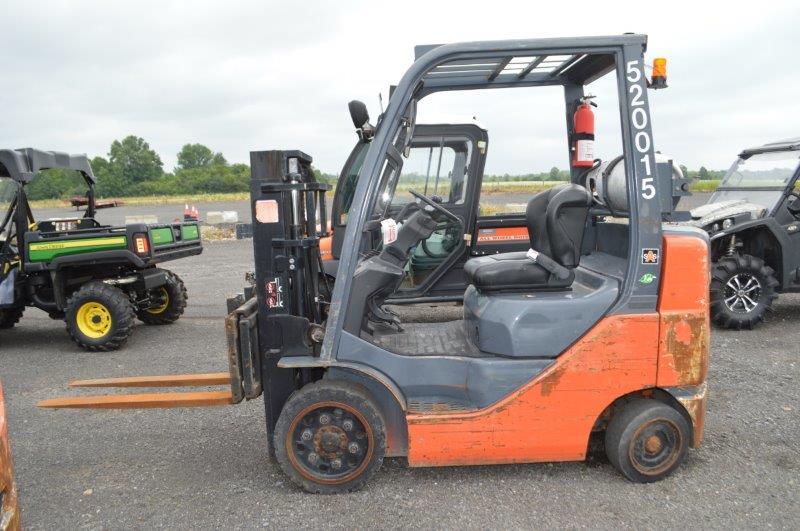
[42,34,709,493]
[0,382,19,530]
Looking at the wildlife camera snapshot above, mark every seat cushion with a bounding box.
[464,252,574,292]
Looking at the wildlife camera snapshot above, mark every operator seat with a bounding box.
[464,184,591,291]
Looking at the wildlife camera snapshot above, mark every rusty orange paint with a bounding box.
[688,395,706,447]
[476,226,528,243]
[657,233,710,387]
[405,232,710,467]
[0,382,20,531]
[674,384,707,448]
[320,233,333,261]
[406,314,660,467]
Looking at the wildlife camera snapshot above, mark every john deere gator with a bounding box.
[0,148,202,351]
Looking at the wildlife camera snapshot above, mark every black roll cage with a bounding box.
[0,148,97,263]
[323,34,666,361]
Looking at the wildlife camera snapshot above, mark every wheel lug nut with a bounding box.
[331,458,342,470]
[301,429,313,441]
[348,442,359,454]
[319,413,330,425]
[342,420,353,431]
[307,452,319,464]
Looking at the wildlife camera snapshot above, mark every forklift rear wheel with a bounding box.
[274,380,386,494]
[0,307,24,329]
[710,254,777,330]
[65,281,135,351]
[136,271,187,325]
[605,399,690,483]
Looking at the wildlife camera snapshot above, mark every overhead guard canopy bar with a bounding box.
[413,35,645,93]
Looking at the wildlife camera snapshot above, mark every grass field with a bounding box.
[690,179,722,192]
[28,180,723,209]
[29,192,251,209]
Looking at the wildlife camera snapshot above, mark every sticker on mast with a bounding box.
[626,59,656,201]
[266,277,284,309]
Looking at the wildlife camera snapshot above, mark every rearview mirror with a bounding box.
[348,100,375,141]
[348,100,370,129]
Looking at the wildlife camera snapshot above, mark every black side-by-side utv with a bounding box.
[0,148,202,350]
[688,138,800,328]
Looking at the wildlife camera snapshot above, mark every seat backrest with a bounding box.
[525,184,591,268]
[525,185,566,259]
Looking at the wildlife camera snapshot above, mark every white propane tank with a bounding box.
[583,153,684,213]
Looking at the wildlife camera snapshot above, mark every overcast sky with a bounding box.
[2,1,798,175]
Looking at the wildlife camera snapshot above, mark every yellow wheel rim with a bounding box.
[76,302,113,338]
[146,287,170,315]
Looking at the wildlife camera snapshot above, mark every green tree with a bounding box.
[90,156,112,195]
[24,168,88,200]
[96,136,163,196]
[176,143,227,170]
[548,166,560,181]
[698,166,710,180]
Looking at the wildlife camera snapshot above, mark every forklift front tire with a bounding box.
[274,379,386,494]
[136,270,187,325]
[65,281,135,351]
[605,399,690,483]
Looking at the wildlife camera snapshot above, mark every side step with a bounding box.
[38,372,235,410]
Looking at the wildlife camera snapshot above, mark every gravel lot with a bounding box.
[3,196,800,528]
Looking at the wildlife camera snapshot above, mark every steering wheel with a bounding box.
[408,190,465,258]
[788,192,800,217]
[409,190,461,225]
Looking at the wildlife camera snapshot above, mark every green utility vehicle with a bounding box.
[0,148,202,350]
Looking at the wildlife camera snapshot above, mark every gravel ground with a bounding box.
[4,199,800,529]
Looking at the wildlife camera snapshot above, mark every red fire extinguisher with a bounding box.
[572,95,597,168]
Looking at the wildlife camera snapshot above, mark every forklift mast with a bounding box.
[226,150,330,433]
